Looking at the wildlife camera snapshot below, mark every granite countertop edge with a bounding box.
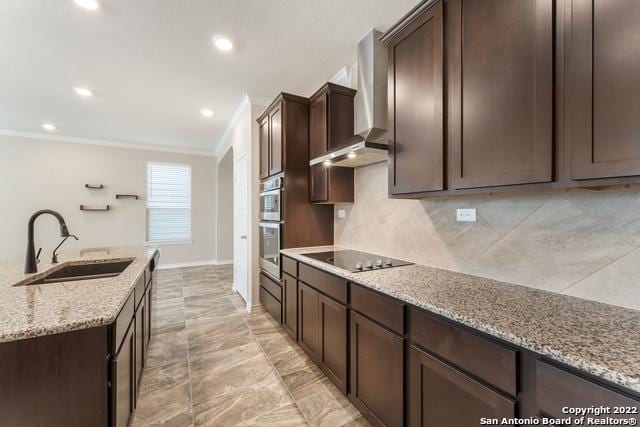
[281,246,640,394]
[0,246,158,343]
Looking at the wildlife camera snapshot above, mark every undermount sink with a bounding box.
[18,260,134,286]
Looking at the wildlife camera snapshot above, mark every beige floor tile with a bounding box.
[133,265,366,427]
[191,352,275,402]
[193,372,293,426]
[296,389,358,427]
[236,402,308,426]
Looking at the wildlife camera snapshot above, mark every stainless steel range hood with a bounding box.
[309,29,388,168]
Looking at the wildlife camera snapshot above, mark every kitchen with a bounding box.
[1,0,640,426]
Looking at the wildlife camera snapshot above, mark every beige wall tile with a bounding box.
[563,249,640,310]
[336,164,640,310]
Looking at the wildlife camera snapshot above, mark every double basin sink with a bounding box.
[16,259,134,286]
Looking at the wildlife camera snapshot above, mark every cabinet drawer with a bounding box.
[282,256,297,277]
[350,284,405,335]
[409,309,517,396]
[259,273,282,302]
[111,291,135,354]
[134,274,145,308]
[299,263,347,304]
[259,286,282,324]
[536,361,640,421]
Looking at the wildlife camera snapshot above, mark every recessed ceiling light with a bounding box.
[74,87,93,97]
[73,0,100,10]
[212,36,233,52]
[201,108,215,118]
[42,123,57,131]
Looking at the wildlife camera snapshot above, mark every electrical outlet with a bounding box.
[337,209,347,219]
[456,208,477,222]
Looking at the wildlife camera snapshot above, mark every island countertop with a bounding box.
[281,246,640,394]
[0,246,158,343]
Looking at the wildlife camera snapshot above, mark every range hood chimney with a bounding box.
[309,29,389,168]
[355,29,388,144]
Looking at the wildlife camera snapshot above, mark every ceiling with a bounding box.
[0,0,418,154]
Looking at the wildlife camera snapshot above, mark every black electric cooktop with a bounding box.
[302,250,413,273]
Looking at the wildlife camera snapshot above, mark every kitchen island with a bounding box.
[0,246,159,427]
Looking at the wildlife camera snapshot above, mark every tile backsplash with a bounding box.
[335,162,640,310]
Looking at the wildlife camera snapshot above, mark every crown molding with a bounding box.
[214,93,272,159]
[0,129,216,157]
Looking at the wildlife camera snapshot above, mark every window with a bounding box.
[146,162,192,242]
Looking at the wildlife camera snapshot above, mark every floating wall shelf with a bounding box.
[85,184,104,189]
[115,194,139,200]
[80,205,110,211]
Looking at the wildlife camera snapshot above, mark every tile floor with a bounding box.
[132,265,371,427]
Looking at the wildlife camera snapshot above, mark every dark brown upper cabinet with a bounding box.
[258,94,305,180]
[309,83,357,157]
[309,164,354,204]
[447,0,554,189]
[382,0,445,195]
[308,83,356,204]
[570,0,640,180]
[259,117,269,180]
[269,106,283,176]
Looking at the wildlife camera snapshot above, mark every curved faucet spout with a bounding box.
[25,210,74,274]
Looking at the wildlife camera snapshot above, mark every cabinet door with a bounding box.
[570,0,640,179]
[448,0,553,189]
[319,294,348,393]
[310,95,328,159]
[111,322,135,427]
[298,282,320,359]
[310,164,329,203]
[536,361,640,423]
[145,282,152,351]
[408,345,515,427]
[282,272,298,340]
[269,106,283,176]
[134,297,145,396]
[259,117,270,179]
[388,0,445,194]
[328,92,355,152]
[350,312,404,427]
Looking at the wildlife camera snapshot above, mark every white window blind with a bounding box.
[146,162,192,242]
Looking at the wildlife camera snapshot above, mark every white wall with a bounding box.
[216,148,234,263]
[215,95,269,310]
[0,135,217,265]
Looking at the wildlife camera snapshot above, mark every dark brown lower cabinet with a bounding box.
[319,294,348,393]
[145,281,152,350]
[112,321,136,427]
[350,312,404,427]
[536,361,640,423]
[408,345,515,427]
[283,272,298,340]
[298,281,320,359]
[134,296,145,400]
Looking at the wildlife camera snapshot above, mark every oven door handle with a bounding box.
[259,222,281,229]
[259,189,281,197]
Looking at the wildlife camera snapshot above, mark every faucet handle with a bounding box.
[36,247,42,263]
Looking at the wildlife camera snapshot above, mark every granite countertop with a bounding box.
[0,246,157,343]
[282,245,640,394]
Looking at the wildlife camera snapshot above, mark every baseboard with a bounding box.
[215,259,234,266]
[157,260,217,270]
